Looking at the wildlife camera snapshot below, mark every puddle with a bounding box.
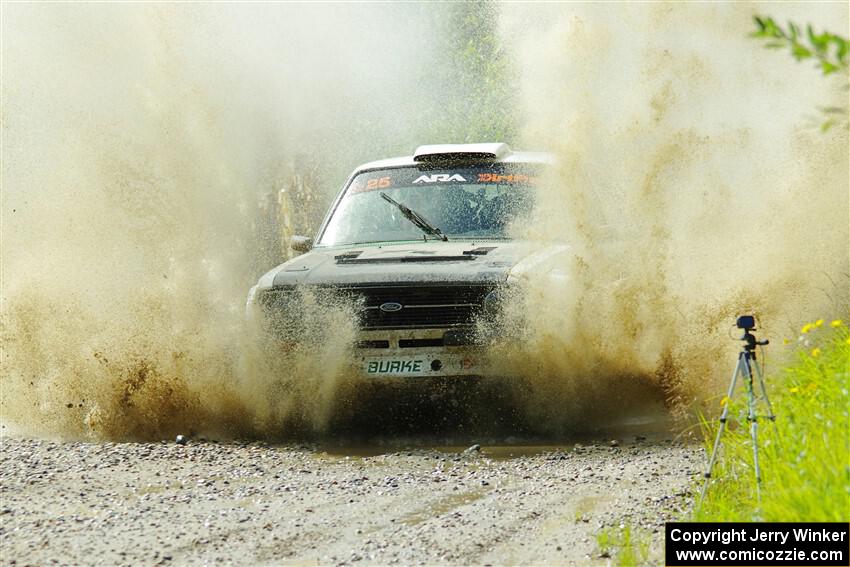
[314,408,676,459]
[397,490,488,526]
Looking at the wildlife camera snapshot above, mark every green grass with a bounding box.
[695,319,849,521]
[601,320,847,564]
[596,526,650,566]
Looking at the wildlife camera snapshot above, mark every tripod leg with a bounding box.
[753,357,776,421]
[743,356,762,504]
[699,355,742,507]
[753,352,784,451]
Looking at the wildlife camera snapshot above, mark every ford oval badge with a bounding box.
[379,302,403,313]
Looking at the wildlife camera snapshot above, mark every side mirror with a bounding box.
[290,235,313,253]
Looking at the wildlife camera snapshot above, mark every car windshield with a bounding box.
[318,164,541,246]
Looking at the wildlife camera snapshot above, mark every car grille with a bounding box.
[258,284,494,331]
[344,284,493,330]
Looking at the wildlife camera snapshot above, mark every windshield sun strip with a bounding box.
[311,236,512,249]
[317,163,539,247]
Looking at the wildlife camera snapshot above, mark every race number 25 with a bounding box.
[366,177,392,190]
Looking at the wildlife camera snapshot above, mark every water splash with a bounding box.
[495,2,848,428]
[2,3,846,440]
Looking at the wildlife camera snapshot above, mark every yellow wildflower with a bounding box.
[846,337,850,346]
[830,319,843,327]
[801,323,814,334]
[783,338,790,345]
[811,348,821,358]
[815,319,824,327]
[789,386,800,393]
[806,382,817,392]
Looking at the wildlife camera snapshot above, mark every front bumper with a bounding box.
[351,328,491,380]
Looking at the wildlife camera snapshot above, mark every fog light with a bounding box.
[444,329,475,346]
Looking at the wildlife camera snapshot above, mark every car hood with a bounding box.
[255,241,572,289]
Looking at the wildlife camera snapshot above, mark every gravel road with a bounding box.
[0,431,701,566]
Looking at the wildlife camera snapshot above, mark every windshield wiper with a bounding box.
[380,192,448,242]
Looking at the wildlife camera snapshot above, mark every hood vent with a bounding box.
[335,255,476,265]
[334,250,363,261]
[462,246,497,256]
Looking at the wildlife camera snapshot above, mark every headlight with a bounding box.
[256,287,302,339]
[477,288,507,338]
[482,288,502,318]
[478,285,525,341]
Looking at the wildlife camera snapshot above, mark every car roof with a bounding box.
[352,143,554,173]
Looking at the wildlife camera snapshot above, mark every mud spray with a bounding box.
[496,2,849,432]
[2,3,847,440]
[0,3,429,439]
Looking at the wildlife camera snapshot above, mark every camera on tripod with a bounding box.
[700,315,777,507]
[736,315,769,351]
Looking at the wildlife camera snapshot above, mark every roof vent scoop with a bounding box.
[413,143,511,163]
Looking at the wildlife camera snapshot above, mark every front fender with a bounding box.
[245,284,260,323]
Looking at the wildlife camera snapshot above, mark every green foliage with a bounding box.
[696,320,850,521]
[752,16,849,131]
[752,16,848,75]
[596,526,651,566]
[418,1,518,144]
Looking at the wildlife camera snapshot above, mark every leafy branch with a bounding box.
[752,16,848,75]
[752,16,849,131]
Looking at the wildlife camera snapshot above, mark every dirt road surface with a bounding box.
[0,431,700,566]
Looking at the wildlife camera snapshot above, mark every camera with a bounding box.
[736,315,756,330]
[736,315,768,350]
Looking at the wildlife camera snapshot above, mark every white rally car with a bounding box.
[247,143,569,382]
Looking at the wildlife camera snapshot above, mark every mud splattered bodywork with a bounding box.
[247,144,568,381]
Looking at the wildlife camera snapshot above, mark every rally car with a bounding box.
[246,143,570,381]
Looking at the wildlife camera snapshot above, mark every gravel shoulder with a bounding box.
[0,434,700,565]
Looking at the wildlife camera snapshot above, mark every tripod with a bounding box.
[700,326,775,506]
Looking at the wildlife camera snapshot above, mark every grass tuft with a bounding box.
[596,525,650,566]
